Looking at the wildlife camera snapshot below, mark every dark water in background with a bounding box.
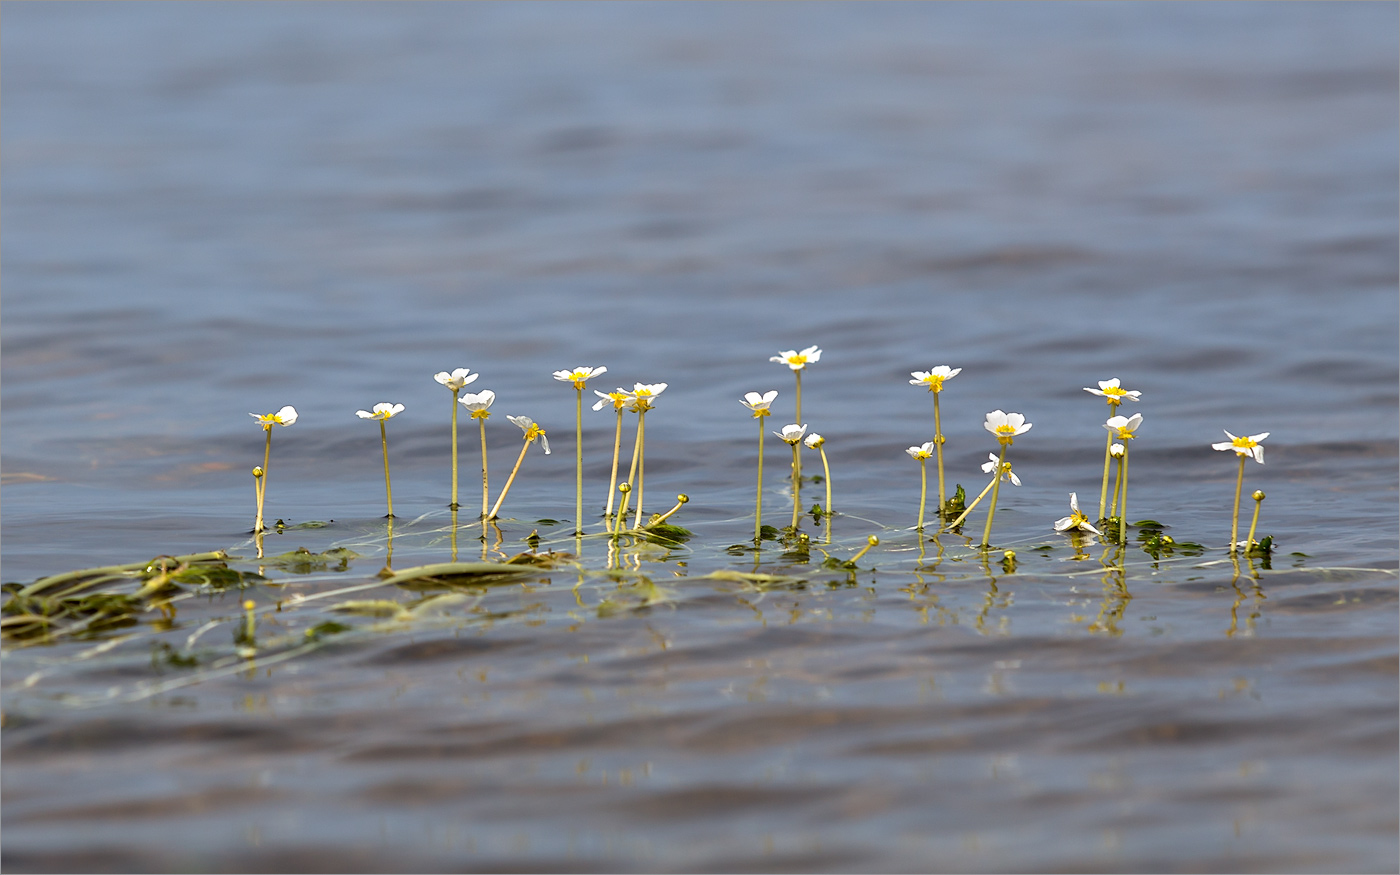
[2,3,1397,872]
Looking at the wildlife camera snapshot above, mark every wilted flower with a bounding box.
[770,345,822,371]
[251,406,298,429]
[984,410,1032,445]
[554,366,607,390]
[909,366,961,393]
[507,415,550,454]
[742,390,778,417]
[356,402,404,421]
[1053,492,1101,534]
[1212,430,1269,464]
[434,368,479,392]
[981,452,1022,486]
[1084,378,1141,406]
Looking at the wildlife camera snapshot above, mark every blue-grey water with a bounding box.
[3,3,1397,872]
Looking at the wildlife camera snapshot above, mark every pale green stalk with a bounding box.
[979,445,1009,549]
[933,393,946,514]
[754,417,766,543]
[488,438,531,520]
[605,408,624,518]
[254,427,272,532]
[1109,455,1124,518]
[1245,491,1265,550]
[632,410,649,530]
[1097,428,1114,521]
[793,371,803,481]
[449,389,460,508]
[379,420,394,518]
[1118,443,1130,547]
[818,445,832,518]
[917,457,928,531]
[574,388,584,535]
[789,441,802,532]
[1229,455,1245,552]
[478,418,489,519]
[943,471,999,531]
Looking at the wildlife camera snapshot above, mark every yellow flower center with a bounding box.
[526,424,545,441]
[1103,386,1128,398]
[470,409,491,420]
[1231,436,1258,449]
[753,408,771,418]
[1117,429,1136,440]
[788,356,807,366]
[923,376,945,392]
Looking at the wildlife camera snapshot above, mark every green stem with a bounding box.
[944,470,999,531]
[575,388,584,535]
[633,410,648,530]
[1245,494,1263,550]
[819,446,832,518]
[917,457,928,531]
[478,418,489,519]
[255,427,271,532]
[933,393,946,514]
[450,390,460,509]
[1230,455,1245,551]
[754,418,766,543]
[980,444,1008,549]
[605,409,623,518]
[380,420,394,518]
[489,438,530,520]
[790,442,802,532]
[793,370,803,481]
[1098,428,1113,521]
[1118,444,1130,547]
[1109,455,1123,518]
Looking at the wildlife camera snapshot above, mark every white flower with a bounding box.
[775,423,808,445]
[741,390,778,417]
[554,366,607,390]
[507,415,550,454]
[984,410,1032,445]
[356,402,404,421]
[434,368,479,392]
[906,441,935,460]
[1104,413,1144,441]
[1212,430,1269,464]
[1110,442,1126,458]
[250,406,298,428]
[458,390,495,419]
[592,389,630,412]
[981,452,1021,486]
[909,366,961,393]
[626,382,668,412]
[770,345,822,371]
[1053,492,1101,534]
[804,432,825,449]
[1084,378,1141,405]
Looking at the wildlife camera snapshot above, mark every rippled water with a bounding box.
[3,4,1397,872]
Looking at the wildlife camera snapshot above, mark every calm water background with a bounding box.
[3,3,1397,872]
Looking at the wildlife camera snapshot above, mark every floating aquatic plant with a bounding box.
[593,389,631,519]
[775,424,808,532]
[489,415,549,520]
[741,390,778,543]
[910,366,961,515]
[249,406,298,533]
[1213,430,1268,552]
[1104,413,1143,546]
[458,389,496,518]
[906,441,935,531]
[554,366,607,536]
[1085,378,1141,520]
[771,346,820,479]
[434,368,479,510]
[355,403,404,518]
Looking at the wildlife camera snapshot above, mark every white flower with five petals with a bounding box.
[741,390,778,417]
[554,366,607,390]
[1212,430,1268,463]
[625,383,668,412]
[1104,413,1144,441]
[592,389,630,412]
[251,406,298,429]
[775,424,807,445]
[1084,378,1141,405]
[458,390,495,419]
[770,345,822,371]
[984,410,1032,445]
[434,368,479,392]
[909,366,961,393]
[356,402,404,421]
[906,441,935,460]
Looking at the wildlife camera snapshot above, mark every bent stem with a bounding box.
[488,439,531,520]
[754,418,766,543]
[605,408,624,518]
[943,470,999,532]
[1229,455,1246,551]
[979,445,1009,549]
[614,483,631,537]
[379,420,395,519]
[633,410,649,531]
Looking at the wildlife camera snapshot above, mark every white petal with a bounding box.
[1054,516,1074,532]
[540,434,551,455]
[1008,471,1021,486]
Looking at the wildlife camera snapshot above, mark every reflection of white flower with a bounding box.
[356,402,404,421]
[775,423,808,445]
[984,410,1031,445]
[458,390,495,419]
[906,441,935,460]
[770,345,822,371]
[554,366,607,390]
[741,390,778,417]
[434,368,479,392]
[981,452,1022,486]
[1084,378,1141,406]
[626,382,668,412]
[592,389,630,412]
[1054,492,1100,534]
[251,406,298,428]
[507,415,550,454]
[1212,430,1269,464]
[804,433,825,449]
[909,366,961,393]
[1104,413,1144,441]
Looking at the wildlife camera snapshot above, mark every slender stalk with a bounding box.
[652,494,688,526]
[252,468,265,534]
[605,409,623,518]
[633,411,648,530]
[793,371,803,481]
[818,445,832,518]
[1229,455,1245,551]
[379,420,394,518]
[574,388,584,535]
[449,390,460,509]
[478,419,489,519]
[1098,428,1114,521]
[614,483,631,537]
[254,428,272,532]
[488,439,531,520]
[933,393,946,514]
[917,457,928,531]
[979,445,1009,549]
[754,417,766,543]
[1118,444,1130,547]
[1109,454,1124,518]
[789,441,802,532]
[623,412,643,527]
[450,506,459,562]
[1245,491,1265,550]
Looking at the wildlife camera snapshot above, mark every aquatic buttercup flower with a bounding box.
[458,390,495,418]
[1053,492,1101,534]
[984,410,1032,445]
[770,345,822,371]
[251,406,298,428]
[1110,443,1125,458]
[593,389,630,412]
[1084,378,1141,406]
[356,402,405,421]
[742,390,778,417]
[554,366,607,390]
[804,433,825,450]
[906,441,935,460]
[626,383,668,412]
[507,415,550,454]
[910,366,961,393]
[776,423,808,445]
[1104,413,1144,441]
[434,368,479,392]
[981,452,1022,486]
[1213,430,1269,464]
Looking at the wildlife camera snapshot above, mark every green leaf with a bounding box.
[380,562,537,587]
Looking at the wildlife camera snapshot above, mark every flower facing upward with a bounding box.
[1053,493,1101,534]
[981,452,1022,486]
[251,406,298,429]
[507,415,550,454]
[626,383,668,413]
[1212,430,1269,464]
[770,346,822,371]
[1104,413,1144,441]
[554,366,607,391]
[906,441,935,460]
[458,390,496,419]
[1110,443,1126,458]
[775,424,808,445]
[984,410,1032,445]
[356,403,404,421]
[804,433,825,450]
[910,366,962,393]
[434,368,479,392]
[742,390,778,417]
[593,389,630,412]
[1084,378,1141,406]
